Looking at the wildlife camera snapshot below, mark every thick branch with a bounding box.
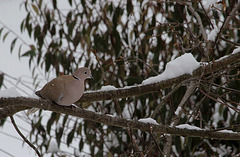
[0,52,239,140]
[1,97,240,140]
[78,51,240,103]
[0,52,239,111]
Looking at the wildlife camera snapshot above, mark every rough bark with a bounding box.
[0,51,239,140]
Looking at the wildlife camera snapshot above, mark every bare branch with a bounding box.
[0,148,14,157]
[185,2,207,42]
[164,81,197,156]
[212,1,240,50]
[0,51,239,141]
[10,116,42,157]
[0,98,240,140]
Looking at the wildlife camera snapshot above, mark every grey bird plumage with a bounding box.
[35,67,92,106]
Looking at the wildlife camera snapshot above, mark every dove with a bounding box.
[35,67,92,106]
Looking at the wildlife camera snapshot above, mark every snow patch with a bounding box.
[99,85,117,91]
[212,102,223,128]
[176,124,203,130]
[201,0,220,11]
[217,129,237,134]
[106,114,116,117]
[138,118,159,125]
[0,87,21,98]
[142,53,200,84]
[175,106,182,116]
[232,46,240,54]
[47,140,59,153]
[74,148,81,157]
[208,26,219,41]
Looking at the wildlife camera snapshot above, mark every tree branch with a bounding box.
[0,99,239,140]
[0,51,239,141]
[212,1,240,50]
[78,51,240,103]
[10,116,42,157]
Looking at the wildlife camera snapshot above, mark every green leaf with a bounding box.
[34,25,41,40]
[18,44,22,59]
[52,0,57,9]
[2,32,9,42]
[39,0,43,9]
[127,0,133,15]
[62,114,68,127]
[31,4,39,15]
[67,120,77,146]
[50,25,56,36]
[68,21,76,36]
[45,11,51,26]
[67,128,75,146]
[0,28,4,37]
[68,0,72,6]
[56,127,64,147]
[79,138,84,151]
[81,0,85,8]
[0,73,4,89]
[21,49,36,57]
[26,23,32,37]
[45,52,51,72]
[20,20,25,32]
[37,48,42,65]
[0,118,6,127]
[10,38,17,53]
[47,112,57,134]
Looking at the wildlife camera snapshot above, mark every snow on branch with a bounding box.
[1,97,240,140]
[78,51,240,103]
[0,51,240,140]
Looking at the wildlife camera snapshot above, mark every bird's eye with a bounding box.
[84,71,87,74]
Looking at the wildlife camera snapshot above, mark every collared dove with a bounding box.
[35,67,92,106]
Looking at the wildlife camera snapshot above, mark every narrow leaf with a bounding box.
[0,73,4,88]
[68,0,72,6]
[67,128,75,146]
[47,112,57,134]
[21,50,36,57]
[18,44,23,59]
[3,32,9,42]
[0,28,4,37]
[10,38,17,53]
[31,4,39,15]
[52,0,57,9]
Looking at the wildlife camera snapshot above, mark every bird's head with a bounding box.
[73,67,93,81]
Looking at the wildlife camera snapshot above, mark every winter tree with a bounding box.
[0,0,240,156]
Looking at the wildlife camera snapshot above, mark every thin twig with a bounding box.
[151,78,195,119]
[0,148,14,157]
[10,115,42,157]
[220,37,240,46]
[149,125,163,155]
[199,1,214,28]
[212,2,240,51]
[200,79,240,94]
[198,88,240,113]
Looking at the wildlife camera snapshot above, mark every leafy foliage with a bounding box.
[1,0,240,156]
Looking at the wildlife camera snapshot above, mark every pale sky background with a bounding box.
[0,0,52,156]
[0,0,34,156]
[0,0,236,156]
[0,0,90,156]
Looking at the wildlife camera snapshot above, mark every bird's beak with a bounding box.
[89,75,94,80]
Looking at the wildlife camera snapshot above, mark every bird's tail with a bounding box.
[27,90,42,116]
